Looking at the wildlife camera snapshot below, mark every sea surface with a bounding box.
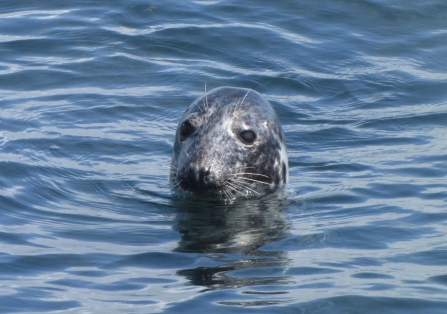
[1,0,447,313]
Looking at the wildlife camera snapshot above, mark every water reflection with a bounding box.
[173,193,290,289]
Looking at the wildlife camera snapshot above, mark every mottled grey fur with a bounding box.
[170,86,288,202]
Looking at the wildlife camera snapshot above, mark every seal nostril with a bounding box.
[199,166,211,184]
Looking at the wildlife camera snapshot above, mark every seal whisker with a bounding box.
[236,89,251,110]
[226,181,247,196]
[161,163,178,170]
[199,82,209,113]
[226,187,236,200]
[231,179,258,190]
[219,188,227,200]
[226,181,247,197]
[233,177,271,186]
[167,165,178,172]
[205,82,209,110]
[182,147,190,158]
[221,185,235,201]
[228,180,261,196]
[232,172,270,178]
[171,180,183,188]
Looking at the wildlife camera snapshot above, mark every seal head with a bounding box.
[170,86,288,201]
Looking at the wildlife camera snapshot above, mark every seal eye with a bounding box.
[180,120,195,142]
[239,130,256,145]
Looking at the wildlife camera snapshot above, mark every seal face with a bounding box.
[170,86,288,202]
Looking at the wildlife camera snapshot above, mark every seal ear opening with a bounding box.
[239,130,256,145]
[180,120,195,142]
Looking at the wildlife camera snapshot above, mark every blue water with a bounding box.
[1,0,447,313]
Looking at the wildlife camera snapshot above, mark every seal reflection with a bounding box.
[173,193,290,291]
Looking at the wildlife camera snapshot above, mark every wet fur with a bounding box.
[170,86,288,202]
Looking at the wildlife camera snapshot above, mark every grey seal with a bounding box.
[170,86,288,202]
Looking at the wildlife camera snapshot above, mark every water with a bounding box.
[1,0,447,313]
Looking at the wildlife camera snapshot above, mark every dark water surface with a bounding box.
[1,0,447,313]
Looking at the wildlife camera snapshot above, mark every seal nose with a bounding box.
[180,165,216,192]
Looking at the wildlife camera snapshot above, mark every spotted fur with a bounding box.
[170,86,288,202]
